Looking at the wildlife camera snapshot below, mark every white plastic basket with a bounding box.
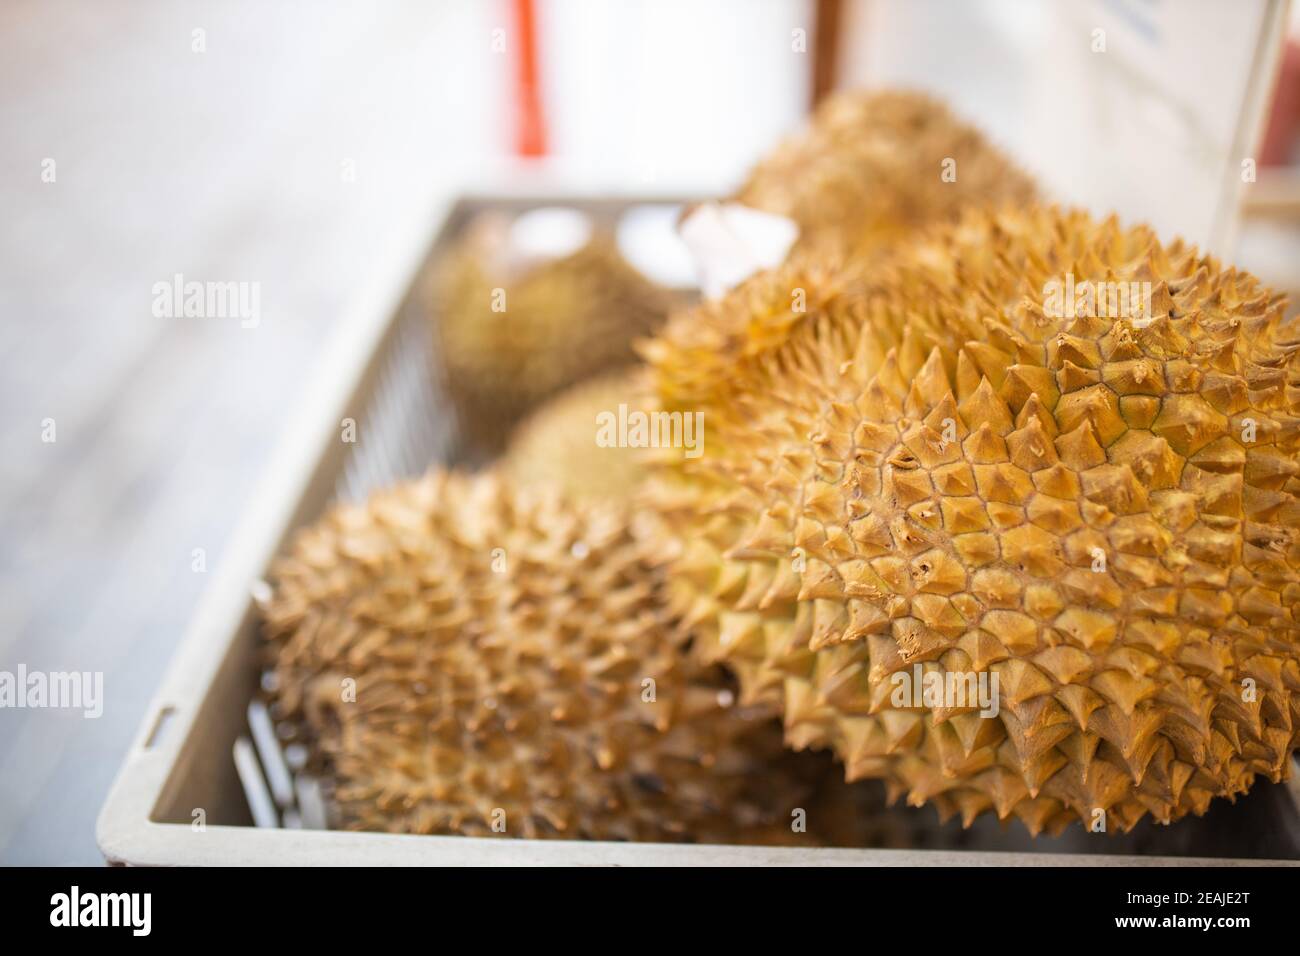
[96,193,1300,866]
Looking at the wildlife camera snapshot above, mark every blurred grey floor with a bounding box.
[0,0,499,864]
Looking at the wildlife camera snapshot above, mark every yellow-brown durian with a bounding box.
[734,89,1037,257]
[502,369,649,505]
[646,205,1300,835]
[425,218,674,455]
[261,470,870,844]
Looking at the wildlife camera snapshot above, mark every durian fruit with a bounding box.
[645,205,1300,834]
[261,469,866,844]
[734,89,1037,257]
[502,369,649,505]
[425,214,675,456]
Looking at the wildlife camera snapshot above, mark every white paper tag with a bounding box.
[678,201,799,298]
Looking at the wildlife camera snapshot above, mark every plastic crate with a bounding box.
[97,193,1300,866]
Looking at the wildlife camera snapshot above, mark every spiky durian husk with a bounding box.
[502,369,649,505]
[425,224,674,456]
[261,470,871,844]
[646,205,1300,834]
[636,261,863,718]
[734,89,1037,257]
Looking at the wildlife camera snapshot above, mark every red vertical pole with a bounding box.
[812,0,843,111]
[513,0,547,157]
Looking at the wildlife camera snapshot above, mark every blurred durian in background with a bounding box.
[502,368,650,506]
[423,208,677,457]
[734,89,1038,257]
